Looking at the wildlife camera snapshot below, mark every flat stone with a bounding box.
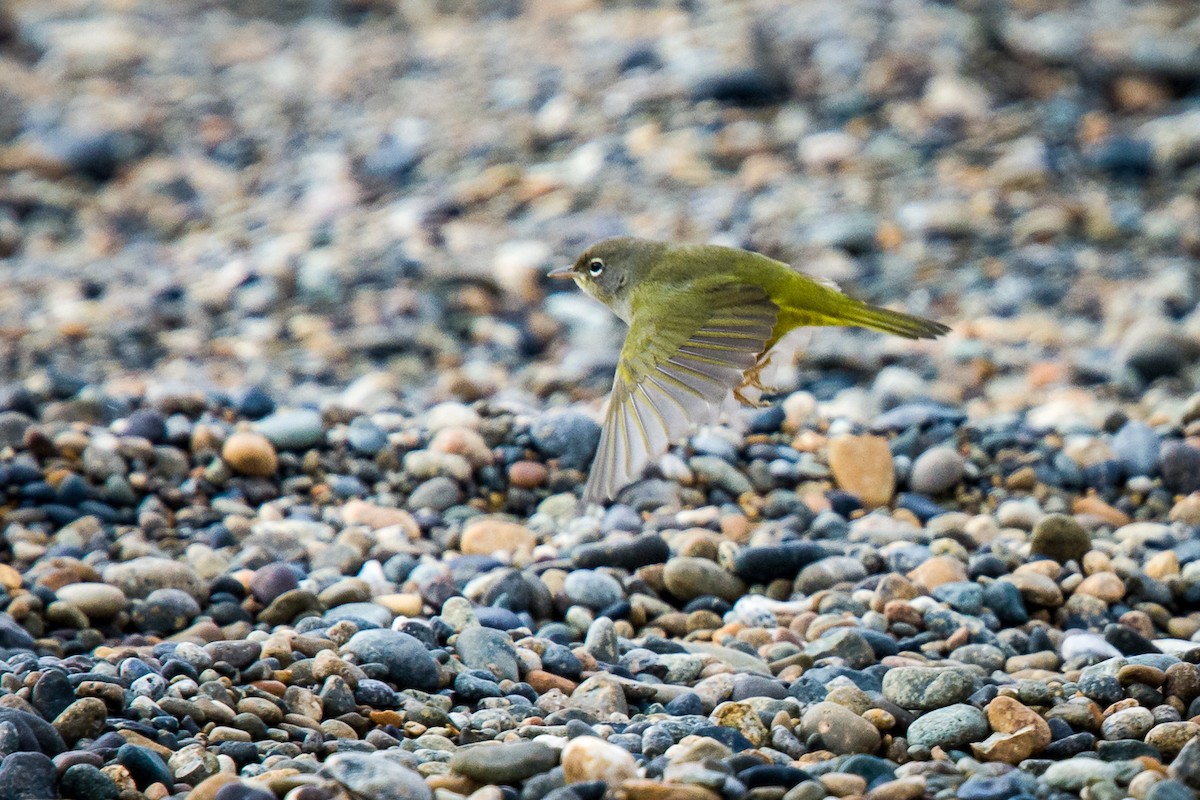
[54,582,127,619]
[323,752,432,800]
[799,702,881,755]
[455,625,519,682]
[449,742,559,785]
[828,434,894,508]
[561,735,638,784]
[905,703,988,750]
[663,557,746,603]
[459,518,536,556]
[882,667,976,710]
[342,630,439,692]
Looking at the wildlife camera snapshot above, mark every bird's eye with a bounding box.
[588,259,604,277]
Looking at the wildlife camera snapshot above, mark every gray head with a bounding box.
[547,237,667,319]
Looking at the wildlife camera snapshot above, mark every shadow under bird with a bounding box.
[548,236,950,504]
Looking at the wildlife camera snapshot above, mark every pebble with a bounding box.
[1029,514,1091,563]
[0,753,58,800]
[662,557,746,603]
[324,752,432,800]
[449,742,559,785]
[254,409,324,450]
[908,446,964,495]
[343,630,439,691]
[905,704,989,750]
[460,518,536,556]
[221,431,278,476]
[827,434,894,508]
[799,702,882,755]
[455,625,519,682]
[561,736,638,784]
[882,667,975,710]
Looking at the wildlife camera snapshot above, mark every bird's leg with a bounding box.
[734,352,774,407]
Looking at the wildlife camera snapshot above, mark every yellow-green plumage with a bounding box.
[550,236,949,503]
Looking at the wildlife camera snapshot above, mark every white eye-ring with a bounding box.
[588,259,604,277]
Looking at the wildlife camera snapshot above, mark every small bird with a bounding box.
[548,237,950,503]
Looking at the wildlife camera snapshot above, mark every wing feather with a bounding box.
[583,282,779,503]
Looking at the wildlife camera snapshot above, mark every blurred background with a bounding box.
[0,0,1197,422]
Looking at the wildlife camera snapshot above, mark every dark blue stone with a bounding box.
[827,491,862,517]
[475,607,523,631]
[542,643,583,679]
[236,387,275,420]
[933,581,984,615]
[739,764,812,788]
[692,725,753,751]
[837,754,896,787]
[896,492,947,522]
[124,410,167,443]
[0,752,58,800]
[957,775,1020,800]
[1047,717,1073,740]
[61,762,119,800]
[216,741,260,765]
[788,672,839,699]
[529,412,601,471]
[983,580,1027,624]
[0,707,65,755]
[454,671,502,702]
[664,692,703,716]
[116,744,173,790]
[748,405,786,434]
[56,473,90,506]
[572,535,669,570]
[1097,739,1159,760]
[1040,731,1095,758]
[858,629,899,659]
[733,541,827,583]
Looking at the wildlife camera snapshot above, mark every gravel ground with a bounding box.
[1,2,1200,800]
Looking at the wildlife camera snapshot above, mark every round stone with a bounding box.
[250,562,299,605]
[662,557,746,603]
[460,518,536,556]
[254,409,324,450]
[1030,514,1090,563]
[455,625,519,682]
[343,629,439,691]
[61,764,118,800]
[563,569,625,610]
[799,702,881,755]
[561,735,638,784]
[905,704,988,750]
[908,446,965,495]
[882,667,976,710]
[827,434,895,508]
[221,431,278,477]
[449,742,559,784]
[529,412,601,471]
[54,582,127,619]
[323,752,432,800]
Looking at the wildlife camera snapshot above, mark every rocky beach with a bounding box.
[1,1,1200,799]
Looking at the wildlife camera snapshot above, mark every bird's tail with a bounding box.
[835,300,950,340]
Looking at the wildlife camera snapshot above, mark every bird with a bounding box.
[547,236,950,503]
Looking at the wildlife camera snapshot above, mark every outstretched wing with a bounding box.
[584,283,778,503]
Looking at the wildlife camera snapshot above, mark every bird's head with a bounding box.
[547,237,666,321]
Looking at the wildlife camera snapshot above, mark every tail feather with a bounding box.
[840,302,950,340]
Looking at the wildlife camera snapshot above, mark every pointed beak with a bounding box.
[546,265,575,280]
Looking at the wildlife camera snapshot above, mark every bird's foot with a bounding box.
[734,353,774,406]
[733,386,761,407]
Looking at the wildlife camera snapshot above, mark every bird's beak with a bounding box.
[546,265,575,280]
